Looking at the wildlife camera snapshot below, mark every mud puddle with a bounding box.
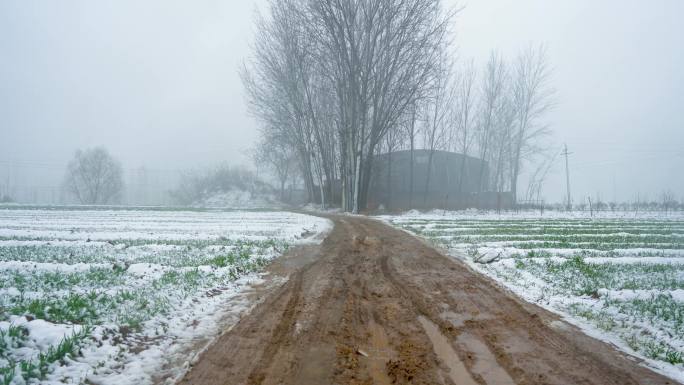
[457,332,515,385]
[364,320,394,385]
[418,316,479,385]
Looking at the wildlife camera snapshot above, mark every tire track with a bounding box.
[178,215,677,385]
[246,269,304,385]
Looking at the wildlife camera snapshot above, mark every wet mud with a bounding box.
[178,216,677,385]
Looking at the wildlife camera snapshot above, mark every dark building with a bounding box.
[368,149,513,210]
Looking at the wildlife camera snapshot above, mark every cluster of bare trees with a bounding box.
[244,0,554,212]
[438,48,555,204]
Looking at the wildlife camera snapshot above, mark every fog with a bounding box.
[452,0,684,204]
[1,0,682,205]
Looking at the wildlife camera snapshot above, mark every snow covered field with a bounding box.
[382,210,684,381]
[0,208,331,385]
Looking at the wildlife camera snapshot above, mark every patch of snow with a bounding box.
[381,209,684,383]
[0,208,333,384]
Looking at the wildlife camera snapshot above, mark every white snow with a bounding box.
[382,208,684,221]
[381,209,684,383]
[0,208,332,384]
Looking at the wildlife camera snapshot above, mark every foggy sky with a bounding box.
[450,0,684,203]
[1,0,682,203]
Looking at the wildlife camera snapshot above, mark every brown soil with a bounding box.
[178,215,679,385]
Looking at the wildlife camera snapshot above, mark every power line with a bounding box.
[561,144,573,210]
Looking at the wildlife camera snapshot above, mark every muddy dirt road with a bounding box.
[179,216,677,385]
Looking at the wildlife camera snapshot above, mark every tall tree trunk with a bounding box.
[511,154,520,205]
[280,179,286,201]
[319,173,326,209]
[477,159,486,194]
[409,135,415,209]
[387,151,392,210]
[298,148,315,202]
[510,131,524,206]
[353,151,361,213]
[423,150,435,206]
[443,154,451,210]
[457,156,468,208]
[358,149,375,211]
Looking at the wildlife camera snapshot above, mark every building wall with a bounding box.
[368,150,513,210]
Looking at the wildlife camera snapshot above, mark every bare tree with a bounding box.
[402,104,420,208]
[253,133,297,202]
[453,60,477,198]
[509,44,555,203]
[243,0,456,212]
[524,148,558,204]
[475,52,508,193]
[241,0,322,204]
[244,1,557,212]
[0,173,14,203]
[661,189,677,214]
[380,118,406,210]
[491,86,516,195]
[420,51,456,204]
[63,147,124,205]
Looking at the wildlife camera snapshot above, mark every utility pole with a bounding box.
[561,144,572,211]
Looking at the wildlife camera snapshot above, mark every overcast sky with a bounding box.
[1,0,682,203]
